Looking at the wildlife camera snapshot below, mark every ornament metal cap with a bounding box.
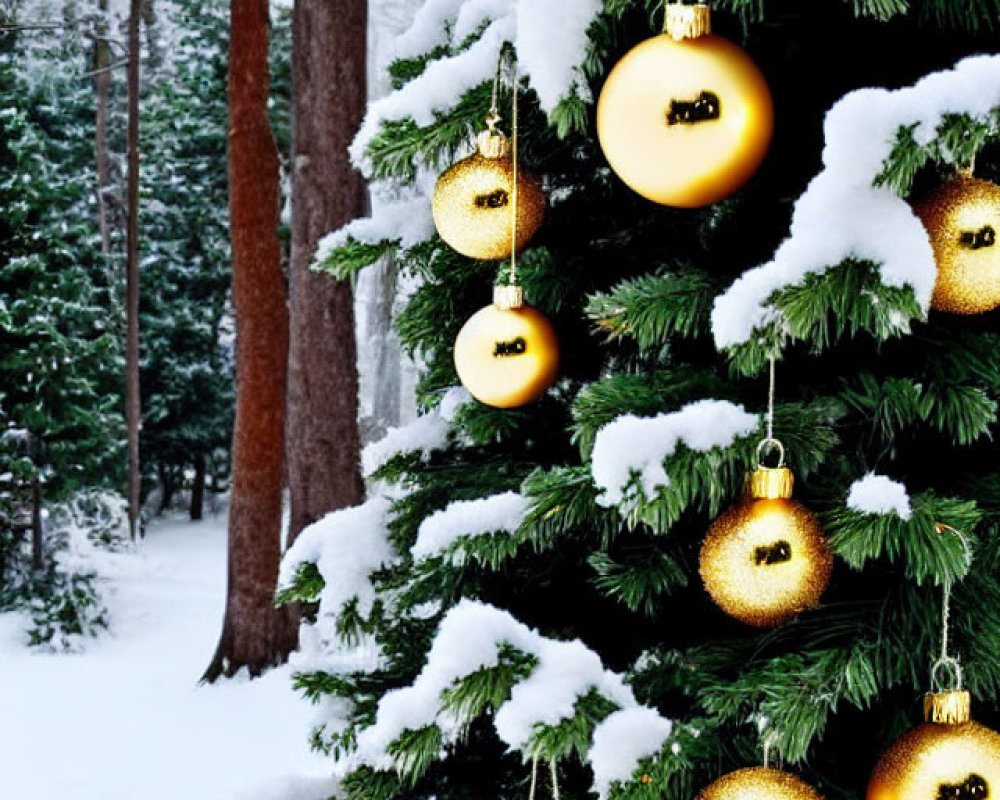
[663,3,711,40]
[493,284,525,310]
[749,466,794,500]
[477,130,510,159]
[924,690,972,725]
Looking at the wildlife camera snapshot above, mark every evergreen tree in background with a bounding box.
[280,2,1000,799]
[139,0,235,515]
[0,13,123,533]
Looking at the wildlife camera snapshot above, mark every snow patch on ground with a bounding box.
[0,513,332,800]
[846,474,912,520]
[591,400,760,508]
[411,490,529,560]
[712,55,1000,349]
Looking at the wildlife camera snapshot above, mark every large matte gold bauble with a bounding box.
[868,691,1000,800]
[432,151,545,260]
[914,174,1000,314]
[596,4,773,207]
[453,289,558,408]
[697,767,824,800]
[699,467,832,627]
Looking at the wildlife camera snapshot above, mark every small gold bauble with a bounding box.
[868,691,1000,800]
[432,149,545,260]
[596,4,773,208]
[914,173,1000,314]
[697,767,824,800]
[699,467,833,627]
[453,291,558,408]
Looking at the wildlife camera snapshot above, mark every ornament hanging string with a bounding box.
[931,523,973,692]
[756,355,784,468]
[526,755,561,800]
[767,355,776,442]
[509,52,520,288]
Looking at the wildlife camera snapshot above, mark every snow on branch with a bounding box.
[588,707,673,800]
[591,400,759,508]
[846,473,912,520]
[712,54,1000,349]
[349,598,670,781]
[351,0,602,174]
[313,188,435,266]
[361,386,471,476]
[280,495,398,618]
[410,490,529,561]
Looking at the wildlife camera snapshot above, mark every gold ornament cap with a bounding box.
[749,466,794,500]
[663,3,712,40]
[477,130,510,159]
[493,284,525,310]
[924,690,972,725]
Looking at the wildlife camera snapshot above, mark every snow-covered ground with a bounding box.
[0,513,337,800]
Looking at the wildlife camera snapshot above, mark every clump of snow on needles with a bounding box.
[846,474,912,521]
[712,55,1000,349]
[280,495,397,618]
[350,0,602,174]
[591,400,759,508]
[348,599,658,773]
[361,386,471,476]
[589,707,673,800]
[312,177,437,266]
[411,491,529,560]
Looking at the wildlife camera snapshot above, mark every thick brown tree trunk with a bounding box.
[203,0,297,682]
[285,0,366,544]
[190,453,205,521]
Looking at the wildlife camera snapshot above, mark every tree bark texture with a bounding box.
[125,0,142,541]
[285,0,366,544]
[203,0,297,681]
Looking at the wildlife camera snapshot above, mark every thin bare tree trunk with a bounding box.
[125,0,142,540]
[203,0,296,682]
[30,478,43,572]
[190,454,205,522]
[285,0,366,543]
[92,2,112,258]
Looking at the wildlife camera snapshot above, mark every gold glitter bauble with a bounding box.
[914,174,1000,314]
[697,767,824,800]
[596,4,773,208]
[432,150,545,260]
[868,691,1000,800]
[699,466,832,627]
[453,288,558,408]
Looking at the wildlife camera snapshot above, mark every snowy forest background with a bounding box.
[0,0,419,646]
[5,0,1000,799]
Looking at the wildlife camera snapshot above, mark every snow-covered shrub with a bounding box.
[2,490,129,650]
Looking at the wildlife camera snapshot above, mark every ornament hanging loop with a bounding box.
[755,437,786,469]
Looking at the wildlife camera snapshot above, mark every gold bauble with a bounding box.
[432,138,545,260]
[914,174,1000,314]
[453,287,558,408]
[868,691,1000,800]
[699,466,832,627]
[596,4,773,207]
[697,767,824,800]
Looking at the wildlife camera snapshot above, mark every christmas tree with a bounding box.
[280,2,1000,798]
